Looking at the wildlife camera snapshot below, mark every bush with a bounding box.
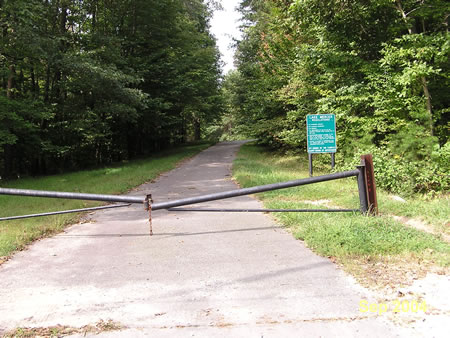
[337,143,449,195]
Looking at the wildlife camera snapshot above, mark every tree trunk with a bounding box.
[3,144,12,179]
[421,76,433,136]
[60,3,67,33]
[44,64,50,102]
[7,64,15,98]
[57,3,68,106]
[395,0,415,34]
[31,67,36,96]
[194,118,201,141]
[5,62,17,177]
[395,0,433,136]
[92,0,97,31]
[18,68,24,94]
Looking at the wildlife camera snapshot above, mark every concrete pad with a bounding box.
[0,142,417,336]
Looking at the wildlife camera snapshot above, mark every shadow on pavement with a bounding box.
[58,225,283,239]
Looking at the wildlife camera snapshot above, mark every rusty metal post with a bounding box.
[361,154,378,215]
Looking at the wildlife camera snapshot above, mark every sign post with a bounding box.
[307,114,337,176]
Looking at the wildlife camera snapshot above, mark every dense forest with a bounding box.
[0,0,222,177]
[224,0,449,194]
[1,0,449,194]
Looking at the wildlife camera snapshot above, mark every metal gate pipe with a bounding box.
[152,169,360,211]
[0,204,131,221]
[168,208,359,213]
[0,188,144,204]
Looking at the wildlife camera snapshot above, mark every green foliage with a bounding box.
[369,32,449,140]
[386,124,437,161]
[203,113,248,142]
[338,143,449,195]
[228,0,449,195]
[0,0,222,178]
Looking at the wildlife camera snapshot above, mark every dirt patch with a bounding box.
[392,215,450,243]
[2,319,123,338]
[341,254,448,291]
[338,254,449,329]
[0,256,9,265]
[389,195,407,203]
[302,199,333,207]
[270,196,336,208]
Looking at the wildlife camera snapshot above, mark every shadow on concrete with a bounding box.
[234,262,331,284]
[163,261,332,299]
[58,225,282,239]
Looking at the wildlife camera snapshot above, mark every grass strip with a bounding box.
[3,319,122,337]
[0,143,211,259]
[232,144,450,276]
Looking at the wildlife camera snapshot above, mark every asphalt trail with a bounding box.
[0,141,412,337]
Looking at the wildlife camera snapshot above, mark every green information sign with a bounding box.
[307,114,336,153]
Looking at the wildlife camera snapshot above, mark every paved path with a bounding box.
[0,142,412,337]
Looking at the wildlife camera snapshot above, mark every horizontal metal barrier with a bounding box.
[152,170,360,211]
[0,154,377,235]
[0,204,131,221]
[168,208,360,213]
[0,188,145,204]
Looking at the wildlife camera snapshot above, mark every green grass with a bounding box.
[233,144,450,267]
[0,143,211,258]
